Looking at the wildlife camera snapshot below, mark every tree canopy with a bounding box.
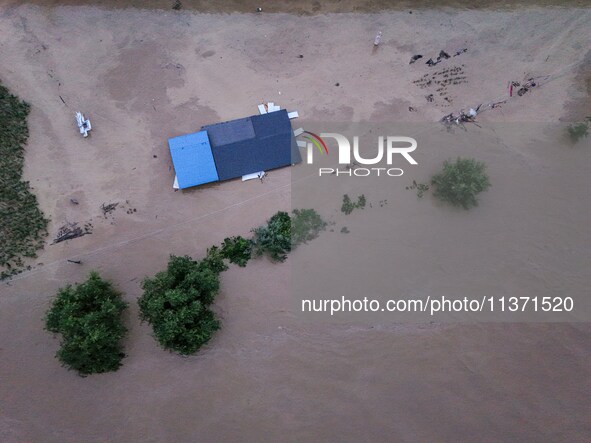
[45,272,127,375]
[138,254,223,355]
[431,157,491,209]
[251,211,292,262]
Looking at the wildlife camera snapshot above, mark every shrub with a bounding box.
[341,194,354,214]
[251,211,292,262]
[341,194,366,214]
[138,255,222,355]
[291,208,326,246]
[220,236,252,267]
[251,209,328,261]
[0,82,49,280]
[45,272,127,375]
[431,158,491,209]
[567,122,589,143]
[202,245,229,274]
[357,194,366,209]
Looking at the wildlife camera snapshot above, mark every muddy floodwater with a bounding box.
[1,2,590,442]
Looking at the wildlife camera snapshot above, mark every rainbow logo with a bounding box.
[303,131,328,155]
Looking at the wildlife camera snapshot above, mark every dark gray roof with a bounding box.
[202,110,301,181]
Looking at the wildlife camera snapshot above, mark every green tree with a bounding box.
[251,211,292,262]
[341,194,366,214]
[202,245,229,274]
[291,208,326,246]
[431,158,491,210]
[251,210,327,261]
[357,194,366,209]
[138,255,222,355]
[220,236,252,267]
[567,122,589,143]
[45,272,127,375]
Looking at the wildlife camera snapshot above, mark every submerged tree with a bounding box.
[220,236,252,267]
[431,157,491,210]
[341,194,366,215]
[45,272,127,375]
[567,122,589,143]
[138,255,222,355]
[251,209,327,261]
[291,208,327,246]
[251,211,292,262]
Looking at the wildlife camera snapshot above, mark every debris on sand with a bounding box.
[70,198,79,205]
[508,81,520,97]
[439,50,450,60]
[518,80,537,96]
[53,222,92,244]
[373,31,382,46]
[101,202,119,217]
[490,100,507,109]
[509,78,537,97]
[409,54,423,64]
[440,105,481,128]
[413,66,467,106]
[76,112,91,137]
[421,49,466,67]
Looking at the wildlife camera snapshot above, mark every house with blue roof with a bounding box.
[168,109,301,189]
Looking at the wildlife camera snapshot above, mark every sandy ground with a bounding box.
[2,0,590,13]
[0,3,590,442]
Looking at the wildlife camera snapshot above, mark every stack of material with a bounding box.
[76,112,91,137]
[53,222,90,244]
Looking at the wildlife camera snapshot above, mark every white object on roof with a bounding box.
[293,127,304,137]
[173,175,179,189]
[76,112,91,137]
[258,104,267,115]
[288,111,299,119]
[242,171,266,181]
[297,140,307,148]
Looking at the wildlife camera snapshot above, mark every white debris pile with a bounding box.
[257,101,299,116]
[76,112,91,137]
